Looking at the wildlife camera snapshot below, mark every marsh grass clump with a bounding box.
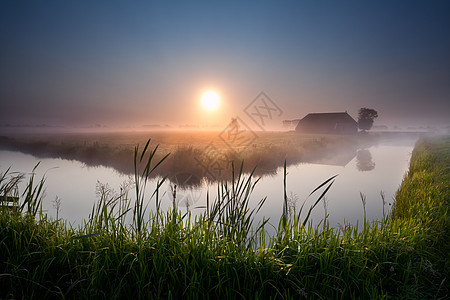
[0,137,448,299]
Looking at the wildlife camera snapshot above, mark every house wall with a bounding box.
[296,120,357,134]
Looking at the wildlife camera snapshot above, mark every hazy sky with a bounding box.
[1,1,449,128]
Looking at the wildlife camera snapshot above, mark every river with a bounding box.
[0,140,414,231]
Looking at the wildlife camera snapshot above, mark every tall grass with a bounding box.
[133,139,169,238]
[206,162,268,251]
[0,137,448,299]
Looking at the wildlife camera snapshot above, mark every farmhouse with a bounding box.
[295,112,357,134]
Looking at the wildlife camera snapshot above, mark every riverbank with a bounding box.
[0,130,415,185]
[0,136,448,298]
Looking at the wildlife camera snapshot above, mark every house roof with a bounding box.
[295,112,357,133]
[299,112,357,125]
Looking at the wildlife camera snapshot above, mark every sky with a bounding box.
[0,1,449,129]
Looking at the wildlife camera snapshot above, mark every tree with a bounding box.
[227,117,240,140]
[357,108,378,132]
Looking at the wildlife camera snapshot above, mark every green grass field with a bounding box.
[0,136,448,299]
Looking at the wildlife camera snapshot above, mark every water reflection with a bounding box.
[0,142,414,231]
[307,145,356,167]
[308,147,376,172]
[356,149,376,171]
[168,173,204,213]
[252,143,414,233]
[169,172,203,188]
[170,185,203,213]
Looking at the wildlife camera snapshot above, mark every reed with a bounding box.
[0,137,448,299]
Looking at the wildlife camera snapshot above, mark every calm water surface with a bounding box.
[0,141,414,231]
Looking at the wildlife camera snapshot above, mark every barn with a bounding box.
[295,112,357,134]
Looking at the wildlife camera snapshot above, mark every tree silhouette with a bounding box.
[230,118,239,131]
[228,118,240,140]
[357,108,378,132]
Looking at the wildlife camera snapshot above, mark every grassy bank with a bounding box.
[0,137,448,299]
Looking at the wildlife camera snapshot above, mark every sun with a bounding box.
[201,91,220,111]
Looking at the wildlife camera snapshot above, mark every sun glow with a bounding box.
[201,91,220,111]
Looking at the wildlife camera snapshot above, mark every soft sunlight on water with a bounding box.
[0,142,413,230]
